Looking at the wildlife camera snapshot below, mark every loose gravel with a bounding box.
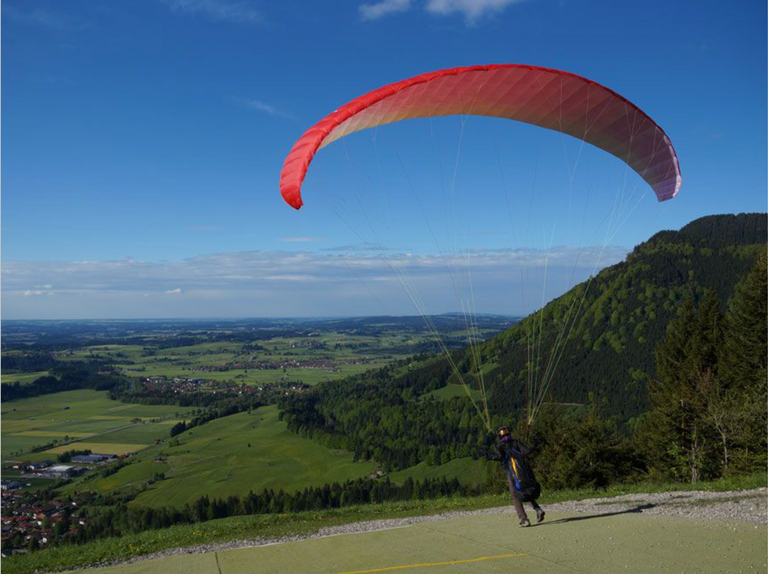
[100,488,768,569]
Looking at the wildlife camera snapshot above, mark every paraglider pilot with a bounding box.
[493,426,545,527]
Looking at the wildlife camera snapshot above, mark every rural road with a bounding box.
[80,489,767,574]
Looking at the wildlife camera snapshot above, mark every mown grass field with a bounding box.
[1,390,192,459]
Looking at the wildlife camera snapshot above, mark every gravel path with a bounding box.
[99,488,767,569]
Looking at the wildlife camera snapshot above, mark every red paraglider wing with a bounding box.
[279,64,681,209]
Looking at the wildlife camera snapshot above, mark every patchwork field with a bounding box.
[45,442,146,456]
[4,391,498,505]
[1,318,514,513]
[1,390,193,459]
[51,330,500,388]
[53,402,493,506]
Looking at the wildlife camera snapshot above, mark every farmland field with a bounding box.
[1,390,193,459]
[61,334,453,386]
[1,317,514,518]
[2,317,513,389]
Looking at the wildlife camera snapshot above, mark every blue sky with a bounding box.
[3,0,766,319]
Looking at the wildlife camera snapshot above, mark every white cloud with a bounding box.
[162,0,262,24]
[2,246,627,319]
[23,290,53,297]
[230,98,296,120]
[322,242,400,252]
[425,0,528,22]
[360,0,414,20]
[359,0,529,22]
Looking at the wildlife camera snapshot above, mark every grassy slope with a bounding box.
[389,457,490,486]
[1,371,50,385]
[66,407,490,501]
[129,405,376,508]
[4,390,481,503]
[426,383,483,401]
[4,473,764,574]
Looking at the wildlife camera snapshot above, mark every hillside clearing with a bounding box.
[129,405,376,508]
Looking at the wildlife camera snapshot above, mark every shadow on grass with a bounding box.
[534,503,656,527]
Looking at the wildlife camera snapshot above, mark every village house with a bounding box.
[1,480,22,491]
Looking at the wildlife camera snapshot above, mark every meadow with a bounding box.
[1,371,50,385]
[1,390,192,460]
[42,398,489,505]
[125,405,377,507]
[389,456,489,486]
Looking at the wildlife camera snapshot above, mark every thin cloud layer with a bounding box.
[162,0,263,24]
[230,97,296,119]
[426,0,528,21]
[3,246,628,319]
[360,0,414,20]
[359,0,528,22]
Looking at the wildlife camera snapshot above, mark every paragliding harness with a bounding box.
[496,428,541,503]
[505,447,541,503]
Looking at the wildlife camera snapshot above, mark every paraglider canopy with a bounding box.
[279,64,681,210]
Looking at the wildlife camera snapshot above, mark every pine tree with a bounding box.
[723,254,767,388]
[640,292,724,482]
[719,254,768,472]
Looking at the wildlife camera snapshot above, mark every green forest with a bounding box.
[281,214,767,487]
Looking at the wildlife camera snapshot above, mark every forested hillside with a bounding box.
[482,213,767,421]
[280,214,767,473]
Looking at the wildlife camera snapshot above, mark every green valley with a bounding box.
[2,215,765,572]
